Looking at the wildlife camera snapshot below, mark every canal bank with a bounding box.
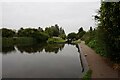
[80,41,119,79]
[77,43,89,78]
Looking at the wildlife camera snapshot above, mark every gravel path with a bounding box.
[80,41,119,79]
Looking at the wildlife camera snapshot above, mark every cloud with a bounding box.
[2,2,100,34]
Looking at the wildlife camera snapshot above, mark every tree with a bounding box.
[51,25,59,37]
[59,34,66,39]
[38,27,43,32]
[90,27,93,32]
[77,27,86,39]
[17,28,49,42]
[45,27,53,37]
[45,25,66,37]
[67,32,77,41]
[55,24,59,31]
[78,27,83,33]
[96,2,120,62]
[17,27,24,37]
[2,28,16,37]
[59,27,65,35]
[17,28,38,37]
[59,27,66,39]
[33,32,49,42]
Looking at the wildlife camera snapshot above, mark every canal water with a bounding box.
[2,43,86,78]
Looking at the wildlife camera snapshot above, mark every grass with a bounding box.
[47,37,66,43]
[71,39,81,44]
[82,69,92,80]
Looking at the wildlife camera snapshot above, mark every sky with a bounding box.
[1,0,100,34]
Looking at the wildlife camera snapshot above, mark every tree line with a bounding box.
[1,24,66,42]
[1,24,87,43]
[97,2,120,62]
[82,1,120,63]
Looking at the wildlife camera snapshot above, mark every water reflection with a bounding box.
[44,44,65,53]
[2,46,15,54]
[2,43,86,78]
[2,43,65,54]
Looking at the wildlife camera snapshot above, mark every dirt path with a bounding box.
[80,41,119,79]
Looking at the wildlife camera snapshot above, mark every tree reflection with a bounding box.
[75,44,84,73]
[2,46,15,54]
[2,43,65,54]
[44,43,65,53]
[16,43,45,53]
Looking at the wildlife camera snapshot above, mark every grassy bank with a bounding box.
[71,39,81,44]
[82,69,92,80]
[86,39,107,57]
[47,37,66,43]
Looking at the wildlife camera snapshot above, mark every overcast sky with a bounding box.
[2,1,100,34]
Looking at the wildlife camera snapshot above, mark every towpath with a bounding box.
[80,41,119,79]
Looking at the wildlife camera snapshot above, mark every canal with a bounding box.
[2,43,88,78]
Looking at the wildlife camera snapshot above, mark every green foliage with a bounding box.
[51,25,59,37]
[87,39,107,56]
[78,27,83,32]
[87,39,97,48]
[17,28,49,42]
[82,27,96,44]
[81,32,90,43]
[33,32,49,42]
[1,28,16,37]
[45,27,54,37]
[59,34,66,39]
[82,26,107,56]
[67,32,77,41]
[77,27,86,39]
[2,24,66,43]
[59,27,65,35]
[82,69,92,80]
[17,28,38,37]
[45,24,66,37]
[84,2,120,62]
[71,39,81,44]
[96,2,120,62]
[77,31,86,39]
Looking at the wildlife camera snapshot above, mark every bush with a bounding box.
[88,39,96,48]
[87,39,107,57]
